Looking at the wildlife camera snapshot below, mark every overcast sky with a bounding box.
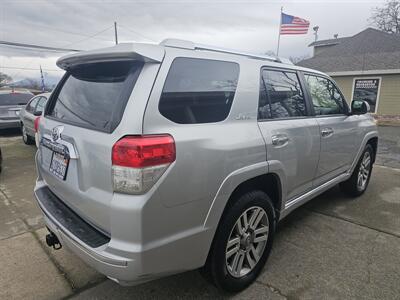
[0,0,386,82]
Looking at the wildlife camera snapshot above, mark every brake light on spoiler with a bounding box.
[112,135,176,194]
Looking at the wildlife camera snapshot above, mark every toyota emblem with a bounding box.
[51,126,63,142]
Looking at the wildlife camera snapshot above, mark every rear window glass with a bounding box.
[47,61,143,132]
[0,93,33,106]
[159,58,239,124]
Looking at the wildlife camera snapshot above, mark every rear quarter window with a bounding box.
[159,58,240,124]
[46,61,143,132]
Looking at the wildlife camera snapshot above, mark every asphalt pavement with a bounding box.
[0,127,399,299]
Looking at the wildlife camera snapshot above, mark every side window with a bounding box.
[258,69,307,119]
[304,75,347,115]
[35,97,47,114]
[26,97,39,113]
[159,58,239,124]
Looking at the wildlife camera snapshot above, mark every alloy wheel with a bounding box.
[22,125,28,143]
[225,206,269,278]
[357,151,371,191]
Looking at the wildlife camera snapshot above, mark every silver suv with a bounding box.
[34,40,378,292]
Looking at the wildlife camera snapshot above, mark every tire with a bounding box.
[21,124,35,145]
[201,190,275,292]
[340,144,374,197]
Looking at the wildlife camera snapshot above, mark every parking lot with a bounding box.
[0,126,399,300]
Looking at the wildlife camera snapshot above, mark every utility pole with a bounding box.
[114,21,118,45]
[40,65,45,92]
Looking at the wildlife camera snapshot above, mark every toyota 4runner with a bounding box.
[34,39,378,292]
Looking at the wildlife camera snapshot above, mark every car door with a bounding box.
[257,68,320,201]
[24,96,41,136]
[303,74,361,186]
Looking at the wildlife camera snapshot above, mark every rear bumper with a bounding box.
[0,119,20,129]
[34,183,140,284]
[34,157,212,285]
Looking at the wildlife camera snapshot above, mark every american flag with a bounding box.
[280,13,310,35]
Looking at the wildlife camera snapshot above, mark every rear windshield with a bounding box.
[47,61,143,132]
[0,93,33,106]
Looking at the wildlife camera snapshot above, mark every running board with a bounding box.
[280,173,349,219]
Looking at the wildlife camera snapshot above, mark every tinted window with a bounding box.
[305,75,346,115]
[159,58,239,124]
[0,93,33,106]
[35,97,47,113]
[26,97,40,112]
[258,76,272,119]
[48,61,143,132]
[259,69,306,119]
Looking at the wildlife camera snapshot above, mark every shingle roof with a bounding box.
[308,37,350,47]
[298,28,400,73]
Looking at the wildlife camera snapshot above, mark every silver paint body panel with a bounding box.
[34,41,378,285]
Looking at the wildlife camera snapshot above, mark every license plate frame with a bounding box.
[49,151,70,180]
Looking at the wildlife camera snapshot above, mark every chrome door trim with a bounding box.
[280,172,349,219]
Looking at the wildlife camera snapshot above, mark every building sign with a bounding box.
[352,78,380,113]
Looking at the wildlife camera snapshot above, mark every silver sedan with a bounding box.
[19,92,50,145]
[0,89,34,130]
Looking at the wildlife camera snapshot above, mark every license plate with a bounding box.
[49,152,69,180]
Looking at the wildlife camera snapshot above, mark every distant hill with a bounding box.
[11,73,62,91]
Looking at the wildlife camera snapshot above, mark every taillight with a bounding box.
[112,135,175,194]
[34,116,41,132]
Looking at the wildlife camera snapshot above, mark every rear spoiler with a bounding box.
[56,43,165,70]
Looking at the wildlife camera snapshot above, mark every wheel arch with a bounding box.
[349,130,378,174]
[201,164,283,269]
[203,161,284,231]
[226,173,282,222]
[366,136,378,163]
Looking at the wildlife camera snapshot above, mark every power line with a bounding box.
[18,22,112,42]
[118,24,157,42]
[61,25,114,48]
[0,40,80,52]
[0,66,63,72]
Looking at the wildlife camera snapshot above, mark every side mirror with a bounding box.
[33,111,42,116]
[351,100,370,115]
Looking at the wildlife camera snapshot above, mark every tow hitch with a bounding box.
[46,232,62,250]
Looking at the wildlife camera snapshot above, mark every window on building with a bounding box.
[305,75,346,115]
[258,69,307,119]
[159,58,239,124]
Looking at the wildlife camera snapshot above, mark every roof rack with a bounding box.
[160,39,293,65]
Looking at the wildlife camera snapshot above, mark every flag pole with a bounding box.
[276,6,283,56]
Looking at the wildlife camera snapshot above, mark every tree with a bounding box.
[289,55,310,64]
[264,50,276,56]
[0,72,13,87]
[370,0,400,34]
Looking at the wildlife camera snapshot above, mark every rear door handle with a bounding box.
[321,128,334,137]
[271,134,289,146]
